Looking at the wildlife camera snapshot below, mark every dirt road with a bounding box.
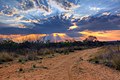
[1,48,120,80]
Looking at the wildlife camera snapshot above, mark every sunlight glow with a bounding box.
[68,23,78,30]
[79,30,120,41]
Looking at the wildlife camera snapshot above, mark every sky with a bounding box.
[0,0,120,41]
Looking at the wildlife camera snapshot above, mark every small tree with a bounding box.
[83,36,98,42]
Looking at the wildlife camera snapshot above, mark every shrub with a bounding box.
[18,53,40,63]
[89,45,120,70]
[26,54,39,60]
[63,50,69,55]
[18,57,27,64]
[0,52,13,64]
[69,49,74,52]
[37,49,55,56]
[17,68,24,72]
[32,64,36,69]
[74,46,82,50]
[111,53,120,70]
[40,66,48,69]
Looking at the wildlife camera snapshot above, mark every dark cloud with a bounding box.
[77,15,120,31]
[0,27,39,34]
[0,14,120,35]
[0,22,11,27]
[0,0,120,35]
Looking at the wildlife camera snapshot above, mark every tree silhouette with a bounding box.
[83,36,98,42]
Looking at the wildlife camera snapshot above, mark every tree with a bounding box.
[83,36,98,42]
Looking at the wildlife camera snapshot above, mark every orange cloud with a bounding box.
[0,34,46,43]
[0,33,74,43]
[0,34,22,39]
[79,30,120,41]
[12,34,47,43]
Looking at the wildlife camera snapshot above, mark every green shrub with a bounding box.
[63,50,69,55]
[32,64,36,69]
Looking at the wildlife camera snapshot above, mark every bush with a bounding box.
[63,50,69,55]
[89,57,100,64]
[37,49,55,56]
[32,64,36,69]
[18,57,27,64]
[89,45,120,70]
[0,52,13,64]
[111,54,120,70]
[26,54,39,60]
[69,49,74,52]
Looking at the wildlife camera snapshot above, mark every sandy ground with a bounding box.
[0,48,120,80]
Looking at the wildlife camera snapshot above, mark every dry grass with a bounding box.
[0,52,14,64]
[89,45,120,70]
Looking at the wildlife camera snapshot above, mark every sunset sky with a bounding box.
[0,0,120,41]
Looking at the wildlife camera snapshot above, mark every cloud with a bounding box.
[79,30,120,41]
[77,15,120,31]
[68,23,78,30]
[102,12,111,16]
[89,7,101,11]
[0,27,38,34]
[0,22,11,27]
[0,0,80,29]
[0,0,119,42]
